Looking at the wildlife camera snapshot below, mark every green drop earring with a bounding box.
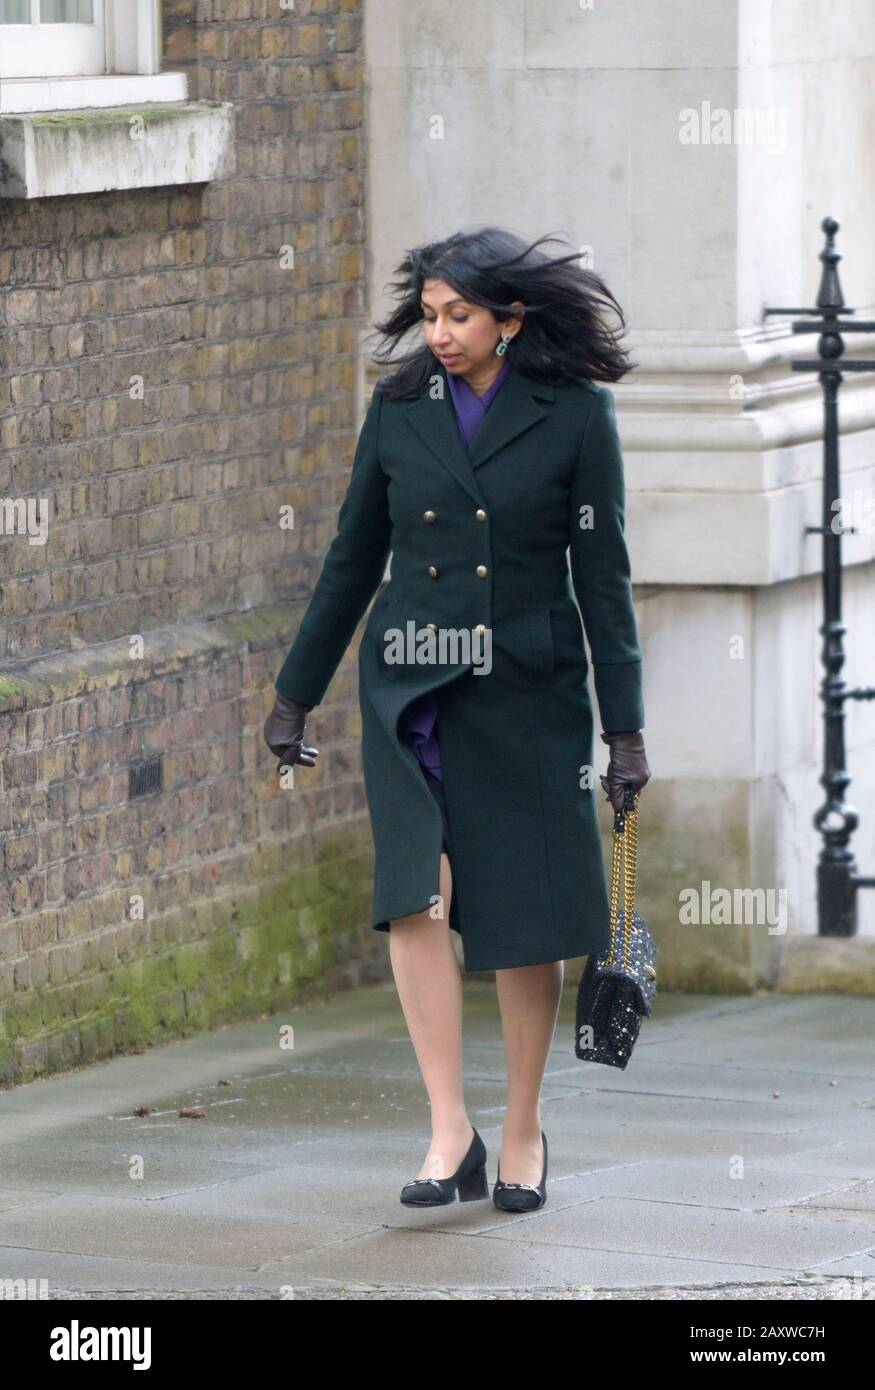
[495,332,514,357]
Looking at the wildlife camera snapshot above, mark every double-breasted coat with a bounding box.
[275,359,645,971]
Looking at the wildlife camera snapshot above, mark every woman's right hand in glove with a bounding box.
[263,693,319,770]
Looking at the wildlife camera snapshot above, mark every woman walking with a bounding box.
[263,228,651,1211]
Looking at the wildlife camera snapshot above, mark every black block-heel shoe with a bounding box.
[400,1127,489,1207]
[493,1130,548,1212]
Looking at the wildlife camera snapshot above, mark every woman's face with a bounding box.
[420,278,522,376]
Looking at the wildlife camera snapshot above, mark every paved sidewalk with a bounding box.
[0,987,872,1300]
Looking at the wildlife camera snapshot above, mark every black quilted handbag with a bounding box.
[575,784,657,1068]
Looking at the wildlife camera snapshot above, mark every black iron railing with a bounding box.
[765,216,875,935]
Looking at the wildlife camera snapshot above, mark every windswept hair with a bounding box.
[367,226,637,401]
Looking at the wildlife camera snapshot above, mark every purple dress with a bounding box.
[398,359,511,780]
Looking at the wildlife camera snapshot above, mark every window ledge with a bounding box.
[0,100,235,198]
[0,73,188,116]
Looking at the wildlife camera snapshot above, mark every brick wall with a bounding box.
[0,0,383,1087]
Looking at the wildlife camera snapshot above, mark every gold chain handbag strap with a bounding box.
[605,788,639,969]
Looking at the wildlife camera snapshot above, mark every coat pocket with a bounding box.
[365,590,401,666]
[367,594,436,676]
[495,604,555,686]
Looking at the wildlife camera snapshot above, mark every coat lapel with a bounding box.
[467,363,554,470]
[402,361,555,505]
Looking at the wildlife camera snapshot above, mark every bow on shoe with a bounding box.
[263,693,320,772]
[599,729,651,814]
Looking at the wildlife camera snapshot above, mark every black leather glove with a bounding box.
[599,729,651,814]
[263,693,319,771]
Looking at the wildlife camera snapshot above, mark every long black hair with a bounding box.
[367,226,637,401]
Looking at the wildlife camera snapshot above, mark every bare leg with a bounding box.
[389,851,474,1179]
[494,960,563,1183]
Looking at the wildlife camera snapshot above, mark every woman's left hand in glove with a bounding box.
[599,729,651,814]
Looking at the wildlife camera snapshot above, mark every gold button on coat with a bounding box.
[423,510,436,523]
[428,565,438,578]
[426,622,437,632]
[476,564,488,578]
[475,508,487,521]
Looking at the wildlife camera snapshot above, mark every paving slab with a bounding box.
[0,986,872,1300]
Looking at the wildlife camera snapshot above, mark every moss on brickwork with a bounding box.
[28,104,226,128]
[0,835,376,1088]
[0,676,27,702]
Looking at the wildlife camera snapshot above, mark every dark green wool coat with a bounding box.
[275,359,645,971]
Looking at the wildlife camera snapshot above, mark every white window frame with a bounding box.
[0,1,108,80]
[0,0,185,112]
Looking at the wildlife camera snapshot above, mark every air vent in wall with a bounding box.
[128,757,163,799]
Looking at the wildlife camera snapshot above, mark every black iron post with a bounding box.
[765,216,875,934]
